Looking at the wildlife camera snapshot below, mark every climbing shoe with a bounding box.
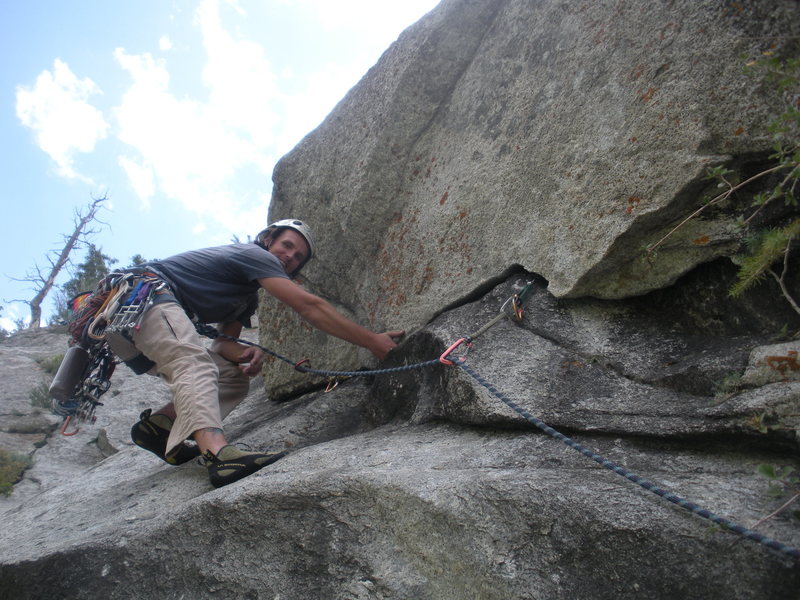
[203,445,287,488]
[130,409,201,466]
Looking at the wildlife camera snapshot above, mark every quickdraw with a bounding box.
[51,343,116,435]
[439,338,472,366]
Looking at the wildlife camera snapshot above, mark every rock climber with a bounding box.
[111,219,404,488]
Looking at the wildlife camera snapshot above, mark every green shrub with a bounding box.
[645,50,800,322]
[713,372,743,401]
[29,381,52,410]
[0,448,32,496]
[35,354,64,376]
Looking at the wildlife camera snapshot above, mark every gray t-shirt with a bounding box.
[148,243,288,324]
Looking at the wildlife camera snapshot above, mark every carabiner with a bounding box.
[294,358,311,372]
[511,294,524,321]
[439,337,472,366]
[501,294,524,322]
[325,376,350,392]
[59,415,80,436]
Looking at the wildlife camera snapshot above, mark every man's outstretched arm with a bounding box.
[259,277,403,360]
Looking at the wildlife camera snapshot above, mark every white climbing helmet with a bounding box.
[256,219,315,275]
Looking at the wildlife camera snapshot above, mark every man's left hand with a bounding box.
[237,346,265,376]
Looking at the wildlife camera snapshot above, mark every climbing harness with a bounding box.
[195,279,800,562]
[49,271,166,434]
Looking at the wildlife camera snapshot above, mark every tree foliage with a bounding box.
[51,244,117,325]
[11,195,108,328]
[730,219,800,301]
[645,48,799,320]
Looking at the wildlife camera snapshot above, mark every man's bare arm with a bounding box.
[259,277,403,360]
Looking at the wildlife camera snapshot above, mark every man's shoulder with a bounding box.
[227,243,276,261]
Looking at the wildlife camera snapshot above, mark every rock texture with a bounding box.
[1,266,800,599]
[263,0,800,397]
[2,0,800,598]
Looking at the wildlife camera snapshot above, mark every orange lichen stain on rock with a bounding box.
[376,208,429,310]
[415,264,435,294]
[765,351,799,379]
[625,196,641,215]
[734,127,745,136]
[693,235,710,245]
[640,87,657,102]
[561,360,584,369]
[629,136,638,143]
[729,2,745,15]
[439,191,449,205]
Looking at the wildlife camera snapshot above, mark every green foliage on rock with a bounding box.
[35,354,64,376]
[0,448,32,497]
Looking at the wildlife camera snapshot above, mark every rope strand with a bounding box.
[194,322,441,377]
[455,359,800,561]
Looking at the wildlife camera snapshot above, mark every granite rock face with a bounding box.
[2,1,800,598]
[1,264,799,599]
[262,0,800,397]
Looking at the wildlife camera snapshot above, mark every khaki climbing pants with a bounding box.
[123,302,250,457]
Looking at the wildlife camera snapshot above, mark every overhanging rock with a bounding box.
[261,0,800,395]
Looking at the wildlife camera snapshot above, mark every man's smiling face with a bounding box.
[267,229,310,275]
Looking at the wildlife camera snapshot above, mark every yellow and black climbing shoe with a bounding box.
[130,409,201,466]
[203,445,287,488]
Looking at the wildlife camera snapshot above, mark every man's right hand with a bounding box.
[370,330,405,360]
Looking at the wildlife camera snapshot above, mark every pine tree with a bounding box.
[50,245,118,324]
[13,195,107,328]
[128,254,148,267]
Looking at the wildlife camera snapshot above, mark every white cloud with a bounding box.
[268,0,441,155]
[15,59,109,181]
[111,0,438,237]
[118,155,155,208]
[113,43,269,232]
[195,0,280,148]
[0,302,29,332]
[111,0,292,237]
[159,35,173,51]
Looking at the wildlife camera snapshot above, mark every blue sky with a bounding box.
[0,0,439,330]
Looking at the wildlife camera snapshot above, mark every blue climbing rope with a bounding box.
[454,358,800,561]
[195,322,440,377]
